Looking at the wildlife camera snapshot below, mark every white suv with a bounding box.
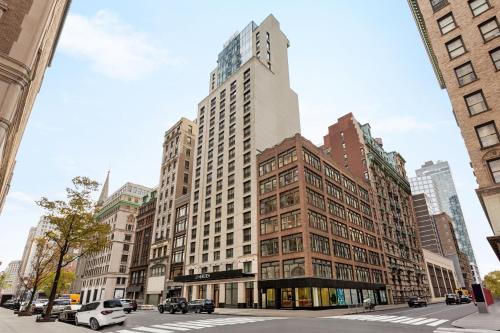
[75,299,126,330]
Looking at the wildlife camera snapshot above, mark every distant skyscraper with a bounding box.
[413,161,479,281]
[412,193,443,255]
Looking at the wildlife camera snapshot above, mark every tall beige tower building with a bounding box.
[145,118,196,305]
[0,0,71,213]
[408,0,500,260]
[174,14,300,308]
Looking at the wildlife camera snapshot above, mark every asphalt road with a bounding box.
[71,302,478,333]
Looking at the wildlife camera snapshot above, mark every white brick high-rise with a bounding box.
[176,14,300,308]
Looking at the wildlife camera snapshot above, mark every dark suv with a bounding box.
[407,296,427,307]
[158,297,188,314]
[445,294,461,305]
[188,299,215,314]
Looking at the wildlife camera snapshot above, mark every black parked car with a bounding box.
[188,299,214,314]
[408,296,427,307]
[2,299,20,310]
[445,293,461,305]
[158,297,188,314]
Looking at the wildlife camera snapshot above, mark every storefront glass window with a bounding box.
[344,289,352,305]
[281,288,293,308]
[266,289,275,308]
[380,290,387,303]
[329,288,337,305]
[295,287,312,308]
[336,288,345,305]
[312,288,320,307]
[320,288,330,306]
[225,283,238,306]
[350,289,359,304]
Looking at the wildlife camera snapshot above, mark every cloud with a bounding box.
[8,191,36,204]
[59,10,183,80]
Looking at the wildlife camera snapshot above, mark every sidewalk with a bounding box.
[214,303,409,318]
[0,308,88,333]
[452,302,500,331]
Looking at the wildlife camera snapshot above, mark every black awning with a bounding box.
[173,269,254,283]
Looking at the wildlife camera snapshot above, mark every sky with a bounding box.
[0,1,498,277]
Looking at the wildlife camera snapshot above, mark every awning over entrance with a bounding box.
[173,269,255,283]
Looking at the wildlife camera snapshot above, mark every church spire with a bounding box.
[97,170,109,207]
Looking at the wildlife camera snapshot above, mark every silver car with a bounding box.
[119,299,132,314]
[43,298,71,317]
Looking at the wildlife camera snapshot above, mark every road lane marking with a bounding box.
[398,317,428,324]
[131,327,173,333]
[427,319,449,326]
[411,318,440,325]
[152,325,191,331]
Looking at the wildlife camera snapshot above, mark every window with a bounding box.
[308,210,328,231]
[305,168,323,190]
[259,158,276,176]
[261,261,280,280]
[243,228,251,242]
[488,158,500,183]
[243,261,252,273]
[455,62,477,86]
[446,37,466,59]
[260,216,279,235]
[312,259,332,278]
[476,122,500,148]
[332,220,349,239]
[310,234,330,255]
[281,210,301,230]
[479,18,499,42]
[226,232,234,246]
[226,248,233,258]
[283,258,305,278]
[280,188,300,208]
[303,149,321,171]
[260,196,277,215]
[307,188,325,210]
[328,199,345,219]
[214,251,220,261]
[465,90,488,115]
[324,163,341,183]
[469,0,490,16]
[335,263,353,280]
[278,148,297,168]
[243,166,251,178]
[430,0,448,12]
[279,168,298,187]
[333,240,351,259]
[260,177,277,194]
[489,47,500,70]
[260,238,279,256]
[282,233,303,254]
[244,211,251,225]
[352,246,368,263]
[214,236,221,248]
[438,13,456,34]
[243,244,251,254]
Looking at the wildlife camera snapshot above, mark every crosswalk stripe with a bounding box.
[427,319,449,327]
[162,323,204,329]
[131,327,173,333]
[152,325,191,331]
[377,316,399,322]
[117,331,142,333]
[399,318,428,324]
[411,318,440,325]
[386,316,411,323]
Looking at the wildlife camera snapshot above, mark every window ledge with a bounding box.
[481,142,500,150]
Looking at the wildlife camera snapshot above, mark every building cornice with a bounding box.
[407,0,446,89]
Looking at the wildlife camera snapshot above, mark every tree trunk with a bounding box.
[43,251,64,319]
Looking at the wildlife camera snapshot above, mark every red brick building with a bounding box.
[324,113,429,304]
[257,134,388,309]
